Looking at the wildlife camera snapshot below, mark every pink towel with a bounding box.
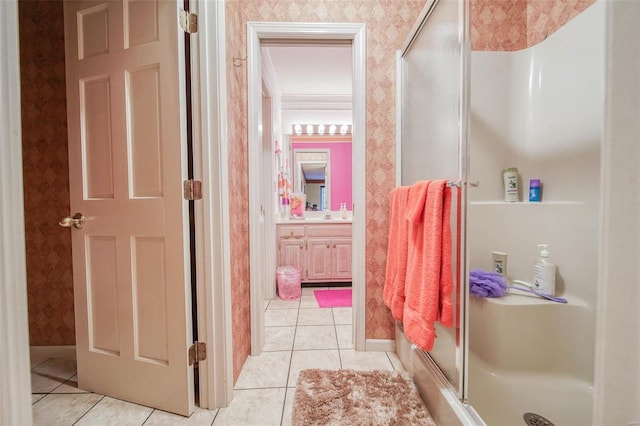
[383,186,411,320]
[402,180,453,351]
[438,186,453,327]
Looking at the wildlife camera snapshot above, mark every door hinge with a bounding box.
[183,179,202,200]
[188,341,206,366]
[179,9,198,34]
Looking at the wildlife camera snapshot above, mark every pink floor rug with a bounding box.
[313,289,352,308]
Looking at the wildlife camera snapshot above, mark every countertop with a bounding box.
[276,217,352,224]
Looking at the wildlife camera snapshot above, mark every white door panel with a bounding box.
[64,0,193,416]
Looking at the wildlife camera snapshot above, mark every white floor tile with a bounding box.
[144,407,218,425]
[32,393,103,426]
[264,309,298,327]
[293,325,337,350]
[387,351,406,371]
[299,295,319,309]
[51,375,90,394]
[264,326,296,352]
[288,350,341,387]
[280,387,296,426]
[339,350,394,371]
[31,358,78,393]
[301,287,327,296]
[234,351,291,389]
[213,388,285,426]
[297,308,333,326]
[267,298,300,310]
[75,396,153,425]
[30,353,50,369]
[335,325,353,349]
[332,307,352,325]
[31,394,46,405]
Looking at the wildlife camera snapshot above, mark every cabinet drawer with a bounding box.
[278,225,305,239]
[306,224,352,238]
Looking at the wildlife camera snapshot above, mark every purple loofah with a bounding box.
[469,268,507,298]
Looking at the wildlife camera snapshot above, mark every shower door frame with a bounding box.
[395,0,471,402]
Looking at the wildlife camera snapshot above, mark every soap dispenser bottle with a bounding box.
[340,203,347,219]
[533,244,556,295]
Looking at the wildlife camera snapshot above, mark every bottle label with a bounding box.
[533,264,555,294]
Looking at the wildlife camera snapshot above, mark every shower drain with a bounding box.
[523,412,556,426]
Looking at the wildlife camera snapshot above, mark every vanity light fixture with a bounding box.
[291,124,352,136]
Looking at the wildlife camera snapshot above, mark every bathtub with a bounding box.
[467,292,594,425]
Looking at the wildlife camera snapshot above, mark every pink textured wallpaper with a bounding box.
[226,0,251,382]
[19,0,75,346]
[471,0,597,51]
[225,0,426,380]
[526,0,597,46]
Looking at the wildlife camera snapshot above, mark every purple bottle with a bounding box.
[529,179,541,202]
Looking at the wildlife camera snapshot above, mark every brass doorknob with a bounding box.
[59,213,85,230]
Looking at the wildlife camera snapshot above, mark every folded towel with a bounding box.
[383,186,411,320]
[403,180,453,351]
[438,185,453,327]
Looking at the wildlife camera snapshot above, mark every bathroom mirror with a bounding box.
[293,149,330,211]
[292,139,352,211]
[296,161,329,211]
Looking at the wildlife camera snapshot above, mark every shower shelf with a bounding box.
[475,292,589,307]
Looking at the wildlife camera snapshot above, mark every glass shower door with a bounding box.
[399,0,470,398]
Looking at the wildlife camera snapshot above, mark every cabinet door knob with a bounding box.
[326,243,330,248]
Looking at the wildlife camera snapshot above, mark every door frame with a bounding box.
[190,0,233,408]
[261,81,277,300]
[247,22,367,353]
[0,1,32,424]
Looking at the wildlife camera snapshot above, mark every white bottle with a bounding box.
[340,203,347,219]
[533,244,556,295]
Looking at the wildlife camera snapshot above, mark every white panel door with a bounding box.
[63,0,194,416]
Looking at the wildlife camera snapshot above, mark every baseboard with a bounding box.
[30,345,76,361]
[365,339,395,352]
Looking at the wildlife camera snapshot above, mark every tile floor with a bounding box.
[31,286,404,425]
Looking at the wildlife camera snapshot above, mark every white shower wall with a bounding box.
[466,2,605,424]
[468,0,604,306]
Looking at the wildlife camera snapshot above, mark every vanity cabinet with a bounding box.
[277,223,352,282]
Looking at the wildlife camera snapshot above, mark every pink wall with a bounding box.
[291,142,352,211]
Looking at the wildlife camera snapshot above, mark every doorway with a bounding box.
[247,22,367,354]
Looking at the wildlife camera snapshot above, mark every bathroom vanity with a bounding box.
[277,220,352,283]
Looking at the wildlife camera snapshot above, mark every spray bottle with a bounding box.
[533,244,556,295]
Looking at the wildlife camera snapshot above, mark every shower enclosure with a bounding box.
[395,0,616,424]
